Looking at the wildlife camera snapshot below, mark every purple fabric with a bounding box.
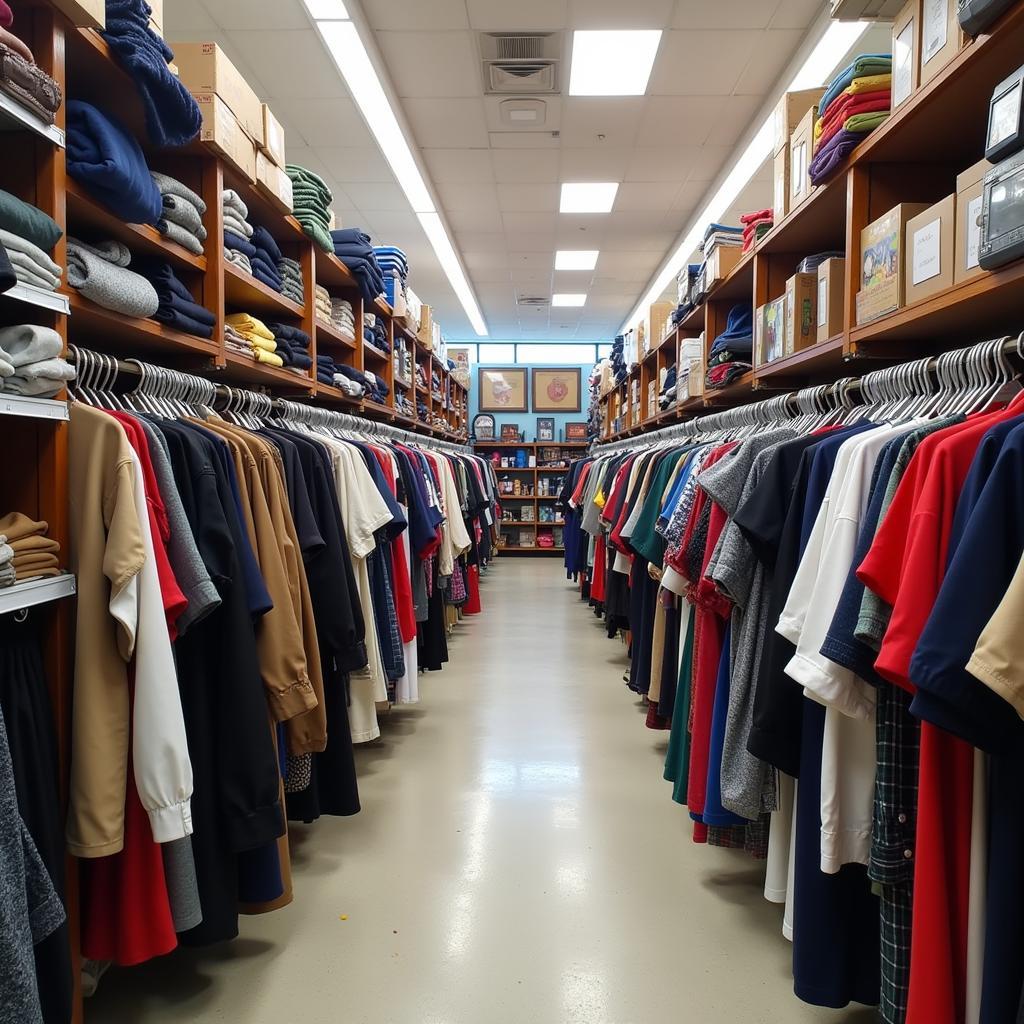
[809,128,864,185]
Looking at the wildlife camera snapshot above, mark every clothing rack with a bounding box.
[65,347,472,453]
[594,333,1024,454]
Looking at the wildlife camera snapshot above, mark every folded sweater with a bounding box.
[0,324,62,367]
[819,54,892,113]
[151,171,207,215]
[66,237,159,317]
[0,187,61,251]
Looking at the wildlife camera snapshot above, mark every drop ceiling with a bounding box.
[165,0,834,341]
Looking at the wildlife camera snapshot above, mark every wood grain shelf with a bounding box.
[706,250,755,303]
[362,343,389,364]
[754,334,850,383]
[313,381,362,406]
[314,318,357,350]
[314,248,357,290]
[220,353,314,392]
[224,262,304,318]
[363,398,395,421]
[758,181,847,257]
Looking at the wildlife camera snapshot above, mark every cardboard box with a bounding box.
[645,301,675,352]
[173,42,265,145]
[892,0,920,109]
[773,145,789,222]
[260,104,287,168]
[705,244,743,286]
[679,337,703,363]
[681,356,705,400]
[194,93,256,181]
[816,258,846,342]
[418,305,434,348]
[255,150,294,215]
[920,0,964,87]
[905,194,955,304]
[773,88,826,155]
[647,380,657,419]
[48,0,103,29]
[789,107,817,212]
[756,296,786,368]
[955,158,991,285]
[148,0,163,31]
[857,202,929,324]
[785,273,818,356]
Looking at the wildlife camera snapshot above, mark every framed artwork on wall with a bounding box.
[478,367,528,411]
[532,367,581,412]
[500,423,521,440]
[472,413,495,440]
[536,416,555,441]
[565,422,589,440]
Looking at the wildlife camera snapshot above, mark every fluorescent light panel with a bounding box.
[302,0,349,19]
[315,19,488,336]
[569,30,662,96]
[552,294,587,307]
[555,250,599,271]
[560,182,618,213]
[620,19,871,334]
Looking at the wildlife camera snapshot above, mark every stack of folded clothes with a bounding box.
[332,297,355,338]
[658,365,677,410]
[609,334,627,384]
[330,228,385,305]
[796,250,844,274]
[331,363,366,398]
[286,165,333,252]
[373,244,408,307]
[223,189,256,273]
[133,259,215,338]
[101,0,201,148]
[394,392,414,418]
[225,312,281,367]
[741,208,773,253]
[416,400,430,424]
[364,370,389,405]
[0,325,74,398]
[810,53,892,185]
[363,312,390,354]
[150,171,206,255]
[705,304,753,389]
[250,225,284,292]
[264,322,312,373]
[278,256,303,305]
[66,237,159,317]
[316,353,341,387]
[700,222,743,261]
[224,321,249,357]
[0,10,61,124]
[314,284,332,324]
[66,100,162,225]
[0,512,62,584]
[0,187,62,293]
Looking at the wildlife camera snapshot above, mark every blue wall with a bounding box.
[469,363,593,442]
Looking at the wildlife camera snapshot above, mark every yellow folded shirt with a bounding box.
[253,347,284,367]
[225,312,275,342]
[247,333,278,353]
[846,73,891,96]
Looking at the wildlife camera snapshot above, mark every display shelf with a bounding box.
[0,394,69,422]
[221,353,314,391]
[315,318,357,350]
[313,381,362,406]
[758,180,848,257]
[373,296,392,317]
[679,303,704,330]
[65,180,208,273]
[314,248,357,290]
[1,281,70,315]
[363,398,395,420]
[703,371,760,404]
[394,374,413,389]
[362,343,389,365]
[707,250,755,303]
[0,88,65,146]
[222,165,307,246]
[0,573,76,617]
[754,334,850,383]
[224,262,304,318]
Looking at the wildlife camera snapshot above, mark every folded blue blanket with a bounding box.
[153,306,214,338]
[250,253,282,284]
[102,0,202,147]
[224,230,257,259]
[67,101,162,225]
[250,264,283,292]
[266,322,310,347]
[331,228,373,248]
[250,225,283,265]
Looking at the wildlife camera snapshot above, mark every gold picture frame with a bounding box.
[478,367,528,412]
[532,367,581,412]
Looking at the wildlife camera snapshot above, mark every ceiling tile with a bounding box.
[465,0,569,31]
[625,145,706,182]
[558,147,633,181]
[559,98,645,149]
[635,96,727,147]
[567,0,675,27]
[463,250,511,270]
[770,0,823,29]
[225,30,345,98]
[204,0,309,29]
[500,212,558,236]
[446,206,505,233]
[436,182,499,212]
[671,0,778,29]
[648,30,761,96]
[164,0,219,35]
[491,149,560,184]
[469,267,514,283]
[509,252,555,269]
[488,131,561,150]
[363,0,471,30]
[341,183,409,211]
[496,183,559,212]
[672,179,710,212]
[270,97,375,150]
[358,211,423,243]
[733,29,805,95]
[402,97,490,148]
[422,148,495,184]
[377,32,481,98]
[613,181,683,211]
[454,231,507,252]
[317,147,394,182]
[706,94,764,147]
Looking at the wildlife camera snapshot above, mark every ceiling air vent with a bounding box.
[516,295,550,307]
[480,32,560,95]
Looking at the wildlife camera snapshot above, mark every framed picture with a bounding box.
[448,346,471,373]
[565,421,588,440]
[472,413,495,441]
[532,367,581,412]
[479,367,528,412]
[500,423,521,440]
[536,416,555,442]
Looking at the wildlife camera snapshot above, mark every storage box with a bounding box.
[789,107,817,212]
[418,305,434,348]
[905,194,955,303]
[773,88,826,156]
[892,0,920,109]
[255,150,294,215]
[954,158,991,285]
[646,301,674,352]
[756,296,786,367]
[920,0,964,87]
[785,273,818,356]
[816,258,846,342]
[705,244,743,286]
[773,145,789,222]
[680,356,705,400]
[647,380,657,419]
[260,104,287,168]
[857,202,929,324]
[173,42,265,145]
[194,93,256,181]
[679,337,703,363]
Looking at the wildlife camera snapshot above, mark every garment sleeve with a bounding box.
[967,550,1024,717]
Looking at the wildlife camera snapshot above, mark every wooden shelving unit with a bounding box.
[599,3,1024,442]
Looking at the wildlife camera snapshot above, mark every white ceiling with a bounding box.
[165,0,828,341]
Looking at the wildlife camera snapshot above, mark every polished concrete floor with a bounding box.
[87,559,876,1023]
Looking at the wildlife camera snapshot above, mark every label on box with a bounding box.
[966,194,983,270]
[792,141,807,199]
[817,275,827,327]
[893,21,914,107]
[923,0,948,65]
[912,218,942,285]
[774,174,785,218]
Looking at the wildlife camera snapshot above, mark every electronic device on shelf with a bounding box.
[986,62,1024,163]
[979,149,1024,270]
[958,0,1015,36]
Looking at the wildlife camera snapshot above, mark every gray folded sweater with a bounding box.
[66,238,159,317]
[0,324,62,367]
[160,194,207,240]
[151,172,207,216]
[157,218,204,255]
[222,188,249,220]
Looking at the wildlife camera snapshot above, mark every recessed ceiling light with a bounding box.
[553,293,587,307]
[555,250,599,271]
[303,0,349,19]
[569,30,662,96]
[560,183,618,213]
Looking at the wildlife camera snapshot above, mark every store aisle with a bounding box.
[87,560,874,1024]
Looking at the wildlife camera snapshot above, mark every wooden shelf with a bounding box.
[706,250,755,303]
[220,353,314,391]
[314,248,357,290]
[394,375,413,389]
[315,318,357,350]
[65,180,207,273]
[758,181,847,257]
[313,381,362,407]
[224,262,304,318]
[755,334,850,383]
[679,303,704,331]
[363,398,395,421]
[0,87,64,146]
[222,165,307,246]
[363,343,389,365]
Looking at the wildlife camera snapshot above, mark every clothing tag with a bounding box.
[992,379,1024,404]
[893,21,914,107]
[966,195,983,270]
[817,275,827,326]
[912,218,941,285]
[923,0,948,64]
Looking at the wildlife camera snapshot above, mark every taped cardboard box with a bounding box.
[955,158,990,285]
[194,93,256,182]
[784,273,817,356]
[773,88,825,155]
[260,104,287,168]
[255,150,294,215]
[816,258,846,342]
[173,42,264,146]
[891,0,920,110]
[904,194,955,304]
[857,202,928,324]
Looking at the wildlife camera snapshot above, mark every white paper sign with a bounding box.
[817,275,827,327]
[792,141,806,198]
[913,218,942,285]
[923,0,948,65]
[966,195,983,270]
[893,21,914,107]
